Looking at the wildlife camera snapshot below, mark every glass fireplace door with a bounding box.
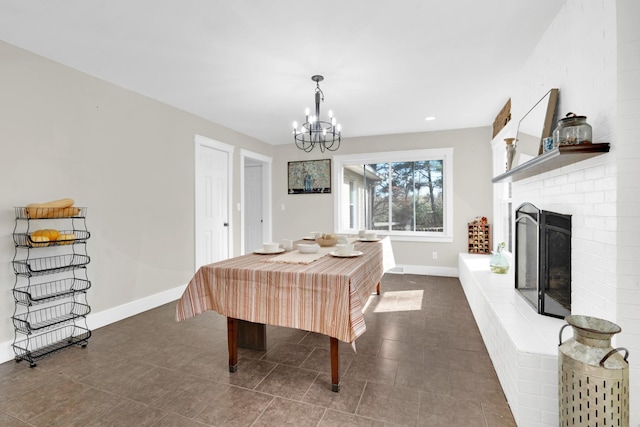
[515,202,572,318]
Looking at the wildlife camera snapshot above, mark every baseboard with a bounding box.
[389,264,458,277]
[0,284,187,364]
[85,284,187,331]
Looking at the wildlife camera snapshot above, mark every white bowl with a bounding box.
[297,243,320,254]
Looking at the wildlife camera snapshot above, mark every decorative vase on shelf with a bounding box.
[504,138,516,171]
[490,242,509,274]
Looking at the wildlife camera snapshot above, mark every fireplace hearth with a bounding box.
[515,203,571,318]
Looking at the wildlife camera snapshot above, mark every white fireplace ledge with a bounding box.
[459,253,564,355]
[459,253,565,427]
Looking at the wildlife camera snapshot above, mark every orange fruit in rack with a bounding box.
[29,235,50,247]
[57,233,76,245]
[31,229,61,241]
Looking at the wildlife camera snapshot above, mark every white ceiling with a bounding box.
[0,0,564,146]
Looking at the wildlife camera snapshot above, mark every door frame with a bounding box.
[240,149,272,255]
[194,134,234,271]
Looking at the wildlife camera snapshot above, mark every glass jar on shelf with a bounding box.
[552,112,593,146]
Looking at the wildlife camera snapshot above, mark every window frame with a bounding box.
[490,137,513,253]
[332,148,454,242]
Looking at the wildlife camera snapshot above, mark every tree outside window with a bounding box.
[363,160,443,232]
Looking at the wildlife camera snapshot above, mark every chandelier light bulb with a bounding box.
[337,124,342,132]
[305,108,310,116]
[331,117,336,126]
[328,110,333,119]
[293,121,298,129]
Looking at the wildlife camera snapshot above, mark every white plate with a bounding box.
[330,250,363,258]
[358,238,381,242]
[254,248,285,255]
[303,236,317,240]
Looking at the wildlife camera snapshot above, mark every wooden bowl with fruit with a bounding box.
[315,233,339,247]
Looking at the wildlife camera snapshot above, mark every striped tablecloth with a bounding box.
[176,237,395,344]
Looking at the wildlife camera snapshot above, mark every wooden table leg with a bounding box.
[376,281,381,295]
[330,337,340,392]
[227,317,238,373]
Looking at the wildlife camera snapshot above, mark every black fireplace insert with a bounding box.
[515,203,571,318]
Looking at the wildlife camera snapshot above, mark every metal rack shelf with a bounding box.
[13,325,91,367]
[13,230,91,248]
[15,206,87,220]
[12,302,91,333]
[14,278,91,306]
[13,254,90,277]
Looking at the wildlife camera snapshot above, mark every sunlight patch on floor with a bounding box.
[365,290,425,313]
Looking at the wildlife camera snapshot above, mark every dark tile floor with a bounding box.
[0,274,516,426]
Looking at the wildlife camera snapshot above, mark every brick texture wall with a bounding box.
[509,1,639,425]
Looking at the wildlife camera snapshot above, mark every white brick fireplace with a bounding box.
[459,1,640,426]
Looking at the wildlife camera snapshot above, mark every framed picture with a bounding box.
[288,159,331,194]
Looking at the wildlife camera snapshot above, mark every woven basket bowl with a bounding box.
[315,237,338,247]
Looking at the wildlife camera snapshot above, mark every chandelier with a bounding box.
[292,75,342,152]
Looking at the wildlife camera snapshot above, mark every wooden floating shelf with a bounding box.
[492,143,610,183]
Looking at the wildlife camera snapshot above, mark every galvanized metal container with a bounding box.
[558,315,629,427]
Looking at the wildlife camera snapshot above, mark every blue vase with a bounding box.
[490,242,509,274]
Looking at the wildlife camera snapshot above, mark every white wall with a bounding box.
[508,1,639,424]
[615,2,640,424]
[0,41,273,347]
[272,128,494,273]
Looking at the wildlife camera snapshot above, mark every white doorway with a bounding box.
[240,149,272,255]
[194,135,234,271]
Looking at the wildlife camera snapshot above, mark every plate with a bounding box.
[358,238,381,242]
[254,248,285,255]
[303,236,316,240]
[329,250,363,258]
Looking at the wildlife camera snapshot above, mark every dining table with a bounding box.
[175,236,395,392]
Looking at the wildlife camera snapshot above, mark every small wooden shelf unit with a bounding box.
[468,222,491,254]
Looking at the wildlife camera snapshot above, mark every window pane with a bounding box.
[416,160,444,232]
[385,160,444,232]
[390,161,414,231]
[368,163,389,231]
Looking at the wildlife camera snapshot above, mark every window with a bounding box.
[333,148,454,242]
[490,138,513,252]
[349,180,356,228]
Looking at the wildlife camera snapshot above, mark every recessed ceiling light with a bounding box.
[424,116,436,121]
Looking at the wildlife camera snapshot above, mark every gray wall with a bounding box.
[0,41,273,345]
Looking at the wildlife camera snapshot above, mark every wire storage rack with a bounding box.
[11,206,92,367]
